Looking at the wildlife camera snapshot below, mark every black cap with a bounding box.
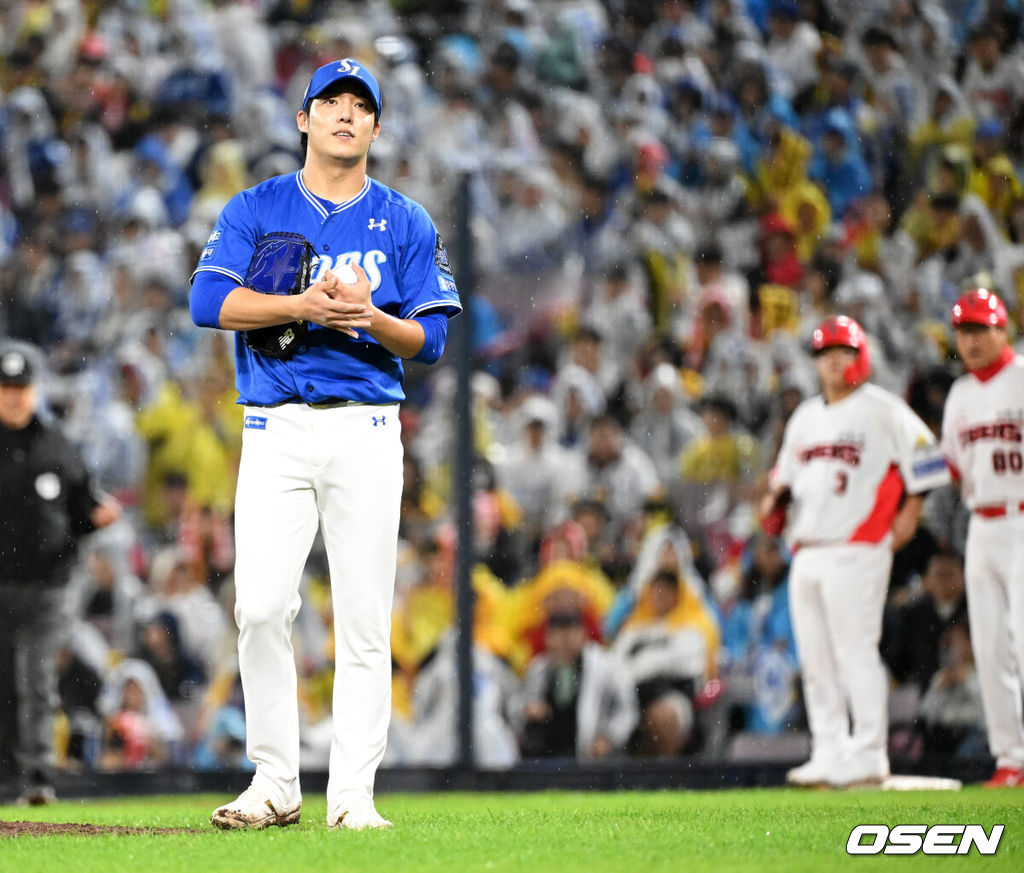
[0,347,34,385]
[547,609,584,629]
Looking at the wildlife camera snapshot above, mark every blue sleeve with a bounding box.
[398,202,462,319]
[410,312,449,364]
[190,269,239,329]
[190,189,260,291]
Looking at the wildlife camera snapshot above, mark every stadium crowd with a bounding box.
[1,0,1022,773]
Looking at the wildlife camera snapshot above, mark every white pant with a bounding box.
[965,513,1024,770]
[789,542,892,776]
[233,403,402,816]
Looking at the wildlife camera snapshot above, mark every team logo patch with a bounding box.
[437,275,458,294]
[244,415,268,431]
[434,233,453,275]
[35,472,61,500]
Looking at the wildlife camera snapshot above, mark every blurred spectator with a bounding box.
[628,363,706,484]
[809,109,873,220]
[961,23,1024,123]
[765,1,823,99]
[96,658,185,770]
[146,545,228,679]
[513,551,616,668]
[516,607,637,759]
[907,75,975,176]
[133,611,206,706]
[402,629,520,769]
[571,414,661,531]
[882,548,968,693]
[579,263,652,368]
[605,522,719,673]
[858,26,923,137]
[55,622,108,770]
[554,324,624,415]
[192,673,252,772]
[67,523,149,655]
[718,535,798,735]
[496,394,583,548]
[612,570,708,756]
[677,395,760,558]
[916,621,987,758]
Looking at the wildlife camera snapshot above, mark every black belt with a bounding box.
[251,399,383,409]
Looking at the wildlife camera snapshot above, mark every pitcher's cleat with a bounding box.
[211,787,301,830]
[329,800,392,831]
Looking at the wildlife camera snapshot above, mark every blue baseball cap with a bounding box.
[302,58,382,117]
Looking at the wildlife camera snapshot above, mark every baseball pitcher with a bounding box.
[189,59,461,830]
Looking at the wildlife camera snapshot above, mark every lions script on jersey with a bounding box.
[193,170,461,404]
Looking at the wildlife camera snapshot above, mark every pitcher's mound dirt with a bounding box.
[0,819,196,838]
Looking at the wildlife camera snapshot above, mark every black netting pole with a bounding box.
[452,172,476,770]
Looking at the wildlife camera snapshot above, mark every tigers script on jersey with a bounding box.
[941,355,1024,509]
[773,383,950,547]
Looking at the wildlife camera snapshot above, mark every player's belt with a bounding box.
[974,501,1024,518]
[306,399,372,409]
[251,399,379,409]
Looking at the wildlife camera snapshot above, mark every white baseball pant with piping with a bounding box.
[964,512,1024,770]
[789,541,892,778]
[232,401,402,820]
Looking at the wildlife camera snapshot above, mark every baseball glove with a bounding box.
[760,487,792,537]
[242,232,314,360]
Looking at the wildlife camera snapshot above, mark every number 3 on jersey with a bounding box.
[834,471,848,494]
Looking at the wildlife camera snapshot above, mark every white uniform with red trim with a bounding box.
[771,382,950,780]
[940,352,1024,771]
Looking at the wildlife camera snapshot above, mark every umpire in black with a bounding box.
[0,342,121,803]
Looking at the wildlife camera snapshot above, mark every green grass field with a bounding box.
[2,788,1022,873]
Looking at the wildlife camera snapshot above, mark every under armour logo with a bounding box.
[368,218,387,231]
[371,415,386,427]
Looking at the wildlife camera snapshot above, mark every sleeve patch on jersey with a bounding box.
[912,456,947,477]
[200,229,222,260]
[437,275,458,294]
[434,233,453,275]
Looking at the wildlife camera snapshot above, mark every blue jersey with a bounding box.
[190,172,462,406]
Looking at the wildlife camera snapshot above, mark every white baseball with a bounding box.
[335,263,358,284]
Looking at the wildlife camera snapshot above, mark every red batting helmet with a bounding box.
[951,288,1008,328]
[812,315,872,385]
